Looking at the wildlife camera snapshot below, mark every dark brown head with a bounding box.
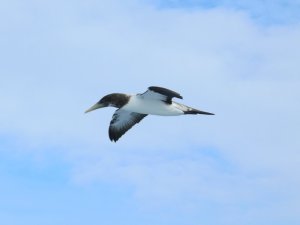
[85,93,129,113]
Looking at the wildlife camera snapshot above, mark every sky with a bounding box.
[1,0,300,224]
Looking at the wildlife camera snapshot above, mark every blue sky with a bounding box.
[1,0,300,224]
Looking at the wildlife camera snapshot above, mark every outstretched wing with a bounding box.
[140,86,183,104]
[109,109,147,142]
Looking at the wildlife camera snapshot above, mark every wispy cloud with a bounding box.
[150,0,300,24]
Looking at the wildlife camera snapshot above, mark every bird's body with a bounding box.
[122,95,184,116]
[85,86,214,142]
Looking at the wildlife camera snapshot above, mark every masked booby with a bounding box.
[85,86,214,142]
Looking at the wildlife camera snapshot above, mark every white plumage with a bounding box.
[85,86,214,142]
[122,95,184,116]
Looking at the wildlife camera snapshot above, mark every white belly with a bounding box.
[121,97,184,116]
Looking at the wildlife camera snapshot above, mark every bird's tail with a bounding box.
[173,102,214,115]
[184,107,214,115]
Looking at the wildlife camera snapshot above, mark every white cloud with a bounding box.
[1,0,300,224]
[149,0,300,24]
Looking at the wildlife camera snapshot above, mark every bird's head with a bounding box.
[85,93,129,113]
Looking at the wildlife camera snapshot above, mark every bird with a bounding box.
[85,86,214,142]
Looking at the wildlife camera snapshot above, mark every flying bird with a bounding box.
[85,86,214,142]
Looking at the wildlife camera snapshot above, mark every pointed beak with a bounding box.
[85,103,107,113]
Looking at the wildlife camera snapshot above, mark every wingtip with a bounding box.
[109,130,120,142]
[109,135,117,142]
[109,137,118,142]
[148,86,182,100]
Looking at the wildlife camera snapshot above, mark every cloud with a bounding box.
[1,0,300,224]
[150,0,300,24]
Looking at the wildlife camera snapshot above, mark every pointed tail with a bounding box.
[184,108,214,115]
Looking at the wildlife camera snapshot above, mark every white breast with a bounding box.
[121,95,184,116]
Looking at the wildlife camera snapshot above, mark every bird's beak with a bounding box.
[85,103,107,113]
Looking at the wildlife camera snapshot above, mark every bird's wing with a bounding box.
[140,86,183,104]
[109,109,147,142]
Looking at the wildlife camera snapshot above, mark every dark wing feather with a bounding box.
[109,109,147,142]
[149,86,183,99]
[141,86,183,104]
